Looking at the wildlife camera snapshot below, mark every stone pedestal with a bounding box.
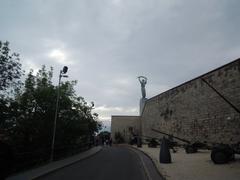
[140,98,147,115]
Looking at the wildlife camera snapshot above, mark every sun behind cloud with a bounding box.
[49,49,66,63]
[48,49,71,65]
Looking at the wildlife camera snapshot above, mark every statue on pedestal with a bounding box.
[138,76,147,115]
[138,76,147,98]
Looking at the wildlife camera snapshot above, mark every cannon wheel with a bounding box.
[211,145,235,164]
[211,149,229,164]
[185,145,198,154]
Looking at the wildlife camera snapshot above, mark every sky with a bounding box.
[1,0,240,131]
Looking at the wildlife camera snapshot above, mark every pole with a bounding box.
[50,70,62,162]
[201,78,240,114]
[152,128,191,144]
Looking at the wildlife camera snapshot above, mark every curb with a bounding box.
[7,146,102,180]
[128,147,153,180]
[128,145,166,180]
[113,144,152,179]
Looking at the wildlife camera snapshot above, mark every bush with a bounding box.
[147,138,158,148]
[114,132,125,144]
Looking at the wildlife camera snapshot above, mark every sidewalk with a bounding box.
[133,145,240,180]
[7,146,102,180]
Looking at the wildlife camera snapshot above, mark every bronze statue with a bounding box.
[138,76,147,98]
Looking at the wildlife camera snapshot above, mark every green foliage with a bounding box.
[98,131,110,140]
[114,132,125,144]
[0,41,23,132]
[0,41,102,165]
[147,138,158,148]
[0,41,23,95]
[9,66,102,151]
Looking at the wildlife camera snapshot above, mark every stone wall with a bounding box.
[111,116,140,143]
[141,59,240,144]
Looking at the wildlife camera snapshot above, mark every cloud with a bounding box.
[48,49,67,64]
[1,0,240,125]
[94,105,138,131]
[94,105,138,121]
[22,59,40,75]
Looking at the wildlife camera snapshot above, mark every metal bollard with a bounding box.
[137,136,142,148]
[159,136,172,163]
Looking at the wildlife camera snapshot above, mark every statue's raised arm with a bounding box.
[138,76,147,98]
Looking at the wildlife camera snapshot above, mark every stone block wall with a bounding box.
[141,59,240,144]
[111,116,140,143]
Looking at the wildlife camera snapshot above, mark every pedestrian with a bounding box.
[109,138,112,146]
[101,137,105,145]
[96,137,99,146]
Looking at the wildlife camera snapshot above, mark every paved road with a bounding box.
[37,146,148,180]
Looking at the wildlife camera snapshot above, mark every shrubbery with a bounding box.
[0,41,102,173]
[114,132,125,144]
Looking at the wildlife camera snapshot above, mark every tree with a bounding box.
[0,41,23,132]
[11,66,102,153]
[0,41,102,172]
[0,41,23,96]
[114,132,125,144]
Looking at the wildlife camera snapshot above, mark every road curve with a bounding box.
[37,146,148,180]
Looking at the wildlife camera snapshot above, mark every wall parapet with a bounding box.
[141,58,240,144]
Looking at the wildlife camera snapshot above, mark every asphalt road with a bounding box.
[37,146,148,180]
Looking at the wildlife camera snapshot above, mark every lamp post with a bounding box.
[50,66,68,162]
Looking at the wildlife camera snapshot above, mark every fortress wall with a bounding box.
[111,116,140,143]
[141,59,240,144]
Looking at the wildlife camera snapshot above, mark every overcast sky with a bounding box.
[1,0,240,130]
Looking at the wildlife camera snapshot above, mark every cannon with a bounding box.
[129,134,160,148]
[210,143,240,164]
[146,138,159,148]
[128,126,160,147]
[151,128,209,153]
[200,78,240,163]
[152,128,240,164]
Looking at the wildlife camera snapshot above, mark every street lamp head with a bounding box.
[62,66,68,74]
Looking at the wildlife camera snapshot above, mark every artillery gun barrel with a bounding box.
[151,128,191,144]
[132,134,159,140]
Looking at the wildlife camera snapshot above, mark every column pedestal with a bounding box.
[140,98,147,115]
